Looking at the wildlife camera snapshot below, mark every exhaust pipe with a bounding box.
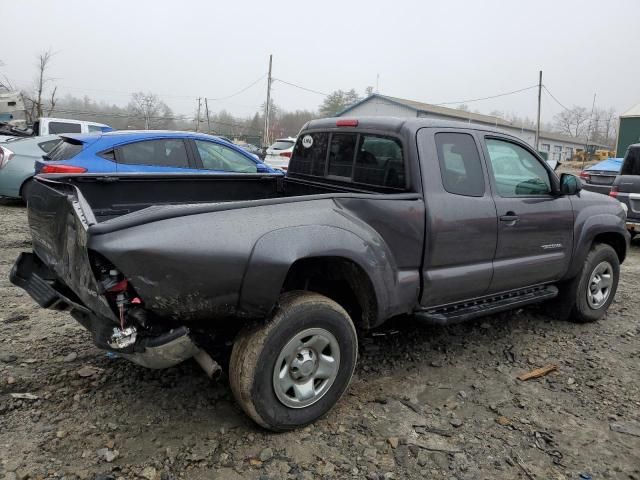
[194,349,222,380]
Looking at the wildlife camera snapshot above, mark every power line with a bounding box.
[432,85,539,106]
[205,74,267,101]
[542,85,571,111]
[273,78,330,97]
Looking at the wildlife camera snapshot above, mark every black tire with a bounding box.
[229,291,358,431]
[20,178,34,204]
[554,244,620,323]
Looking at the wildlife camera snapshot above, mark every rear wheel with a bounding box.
[229,291,358,431]
[555,244,620,323]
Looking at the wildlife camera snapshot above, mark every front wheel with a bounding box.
[229,291,358,431]
[557,244,620,323]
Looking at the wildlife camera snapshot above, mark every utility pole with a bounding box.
[196,97,201,132]
[534,70,542,151]
[584,93,597,166]
[263,54,272,147]
[204,98,211,134]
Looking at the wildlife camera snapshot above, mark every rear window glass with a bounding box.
[327,133,357,178]
[289,132,329,176]
[49,122,82,134]
[37,139,61,153]
[270,140,295,150]
[118,139,189,168]
[621,147,640,176]
[290,132,405,189]
[47,139,83,161]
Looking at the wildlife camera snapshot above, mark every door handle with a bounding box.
[500,212,519,222]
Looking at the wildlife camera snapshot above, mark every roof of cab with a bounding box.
[302,116,521,138]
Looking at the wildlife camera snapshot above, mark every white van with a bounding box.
[33,117,113,135]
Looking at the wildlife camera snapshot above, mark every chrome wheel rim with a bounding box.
[272,327,340,409]
[587,261,613,309]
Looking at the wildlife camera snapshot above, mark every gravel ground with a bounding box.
[1,199,639,480]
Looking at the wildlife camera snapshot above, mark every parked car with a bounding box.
[0,117,112,140]
[579,158,623,195]
[12,117,628,431]
[264,137,296,170]
[610,144,640,237]
[0,135,61,199]
[239,143,265,159]
[36,131,279,174]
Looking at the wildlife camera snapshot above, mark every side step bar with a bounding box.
[415,285,558,325]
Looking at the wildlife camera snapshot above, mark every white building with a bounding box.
[337,94,592,162]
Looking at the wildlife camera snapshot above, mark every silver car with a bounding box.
[0,135,61,199]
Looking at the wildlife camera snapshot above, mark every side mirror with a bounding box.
[560,173,581,195]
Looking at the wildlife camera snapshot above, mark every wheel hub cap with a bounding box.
[273,327,340,409]
[587,261,613,309]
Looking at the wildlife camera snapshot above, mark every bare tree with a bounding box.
[553,106,590,138]
[127,92,174,129]
[21,50,58,122]
[0,60,15,92]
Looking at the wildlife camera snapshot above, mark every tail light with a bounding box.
[279,151,292,158]
[579,170,591,182]
[40,164,87,173]
[0,146,14,169]
[609,186,619,198]
[336,119,358,127]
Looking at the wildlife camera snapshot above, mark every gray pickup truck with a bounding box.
[611,143,640,238]
[11,117,629,430]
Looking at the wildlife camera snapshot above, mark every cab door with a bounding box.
[480,135,574,293]
[417,128,498,307]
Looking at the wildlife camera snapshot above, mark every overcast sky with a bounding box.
[3,0,639,122]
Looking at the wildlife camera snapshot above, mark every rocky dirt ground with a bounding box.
[1,199,639,480]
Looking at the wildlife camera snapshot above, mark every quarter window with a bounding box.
[118,139,189,168]
[435,132,485,197]
[194,140,257,173]
[485,138,551,196]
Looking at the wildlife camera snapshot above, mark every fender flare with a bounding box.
[238,224,398,323]
[566,213,628,279]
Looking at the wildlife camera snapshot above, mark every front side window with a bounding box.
[195,140,257,173]
[435,132,485,197]
[485,138,551,196]
[118,139,189,168]
[48,122,82,134]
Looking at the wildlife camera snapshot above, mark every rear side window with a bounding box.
[47,139,83,161]
[621,147,640,175]
[48,122,82,134]
[435,133,485,197]
[289,132,329,176]
[118,139,189,168]
[88,125,104,133]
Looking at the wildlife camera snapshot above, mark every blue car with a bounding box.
[36,131,279,175]
[579,157,623,195]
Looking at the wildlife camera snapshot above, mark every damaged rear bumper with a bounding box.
[10,252,220,375]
